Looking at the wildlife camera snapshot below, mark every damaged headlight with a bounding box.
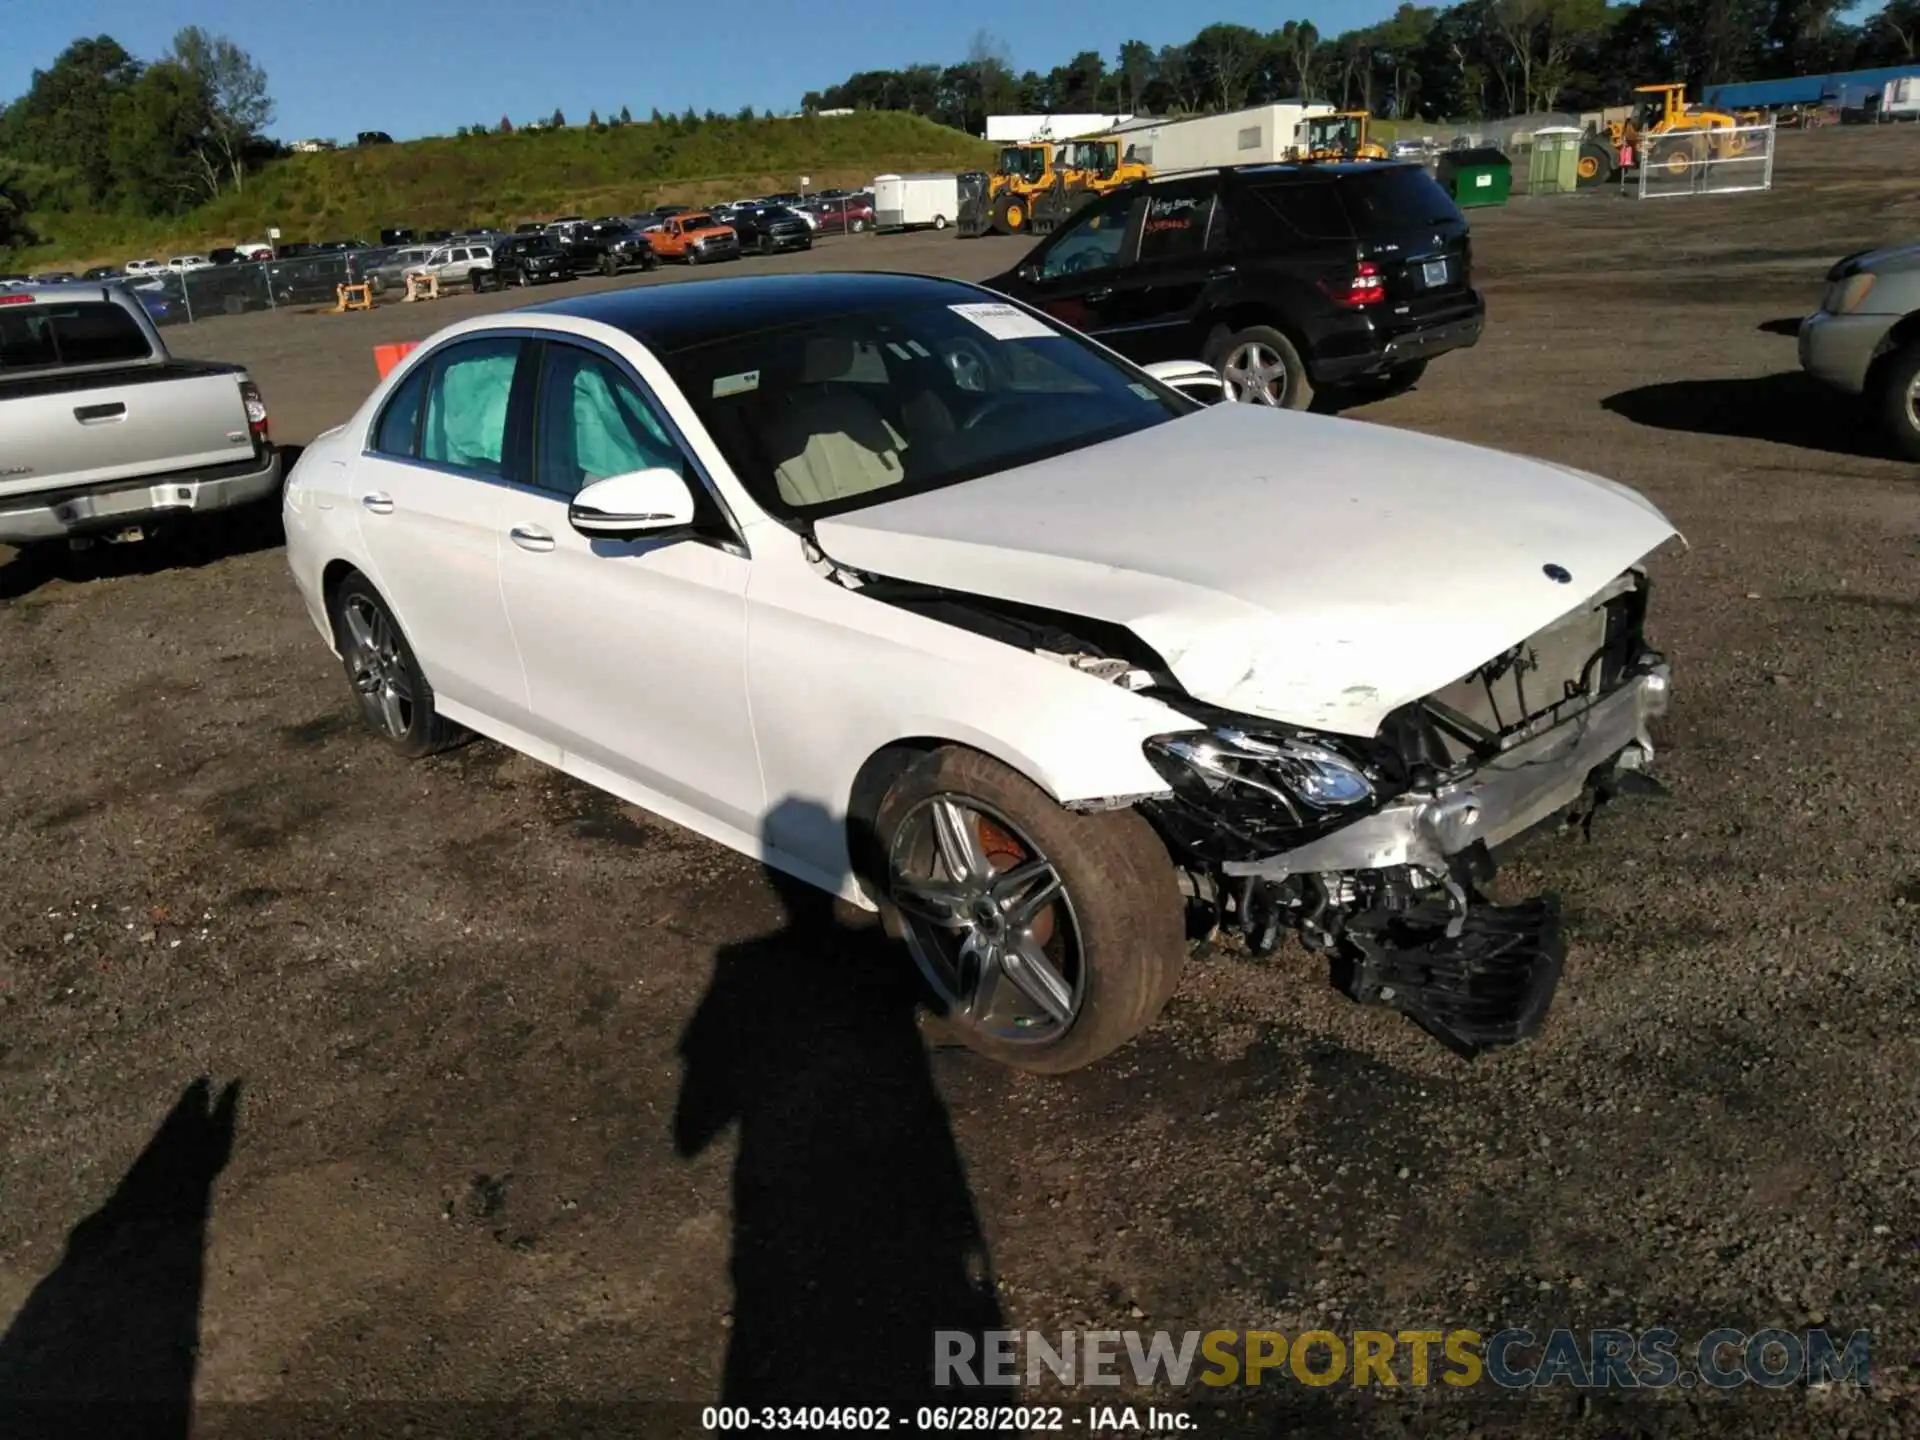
[1143,728,1376,823]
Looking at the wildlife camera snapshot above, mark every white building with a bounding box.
[984,113,1132,144]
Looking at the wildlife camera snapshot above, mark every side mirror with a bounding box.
[568,468,697,540]
[1016,262,1040,283]
[1141,359,1228,405]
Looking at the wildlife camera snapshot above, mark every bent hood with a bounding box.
[813,402,1679,737]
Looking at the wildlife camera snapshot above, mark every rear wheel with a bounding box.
[601,253,618,277]
[1876,340,1920,460]
[872,747,1184,1074]
[327,574,469,758]
[933,214,948,230]
[992,194,1028,236]
[1210,324,1314,411]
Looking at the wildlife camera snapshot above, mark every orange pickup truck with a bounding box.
[645,213,742,265]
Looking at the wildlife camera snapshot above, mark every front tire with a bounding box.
[1210,324,1314,411]
[1876,340,1920,460]
[1576,141,1613,187]
[872,747,1184,1074]
[992,194,1027,236]
[327,574,469,758]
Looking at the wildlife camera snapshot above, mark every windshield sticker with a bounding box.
[886,341,913,360]
[949,302,1056,342]
[713,369,760,398]
[1128,382,1157,400]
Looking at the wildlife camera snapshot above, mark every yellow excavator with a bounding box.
[1578,83,1749,188]
[1028,136,1154,234]
[1295,111,1389,162]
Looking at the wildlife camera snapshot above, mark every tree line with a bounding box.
[0,32,274,249]
[801,0,1920,133]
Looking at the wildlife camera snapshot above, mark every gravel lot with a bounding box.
[2,126,1917,1437]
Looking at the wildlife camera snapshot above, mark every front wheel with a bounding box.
[872,747,1185,1074]
[1576,141,1613,187]
[601,254,618,277]
[1876,340,1920,460]
[686,248,701,266]
[327,574,469,758]
[1210,325,1314,411]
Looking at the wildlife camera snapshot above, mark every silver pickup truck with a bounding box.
[0,283,280,547]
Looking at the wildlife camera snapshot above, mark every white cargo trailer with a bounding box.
[873,172,962,231]
[1111,103,1337,171]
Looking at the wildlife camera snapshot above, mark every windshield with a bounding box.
[997,147,1046,181]
[682,213,714,228]
[663,297,1191,520]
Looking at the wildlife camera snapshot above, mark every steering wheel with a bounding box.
[942,338,993,394]
[1059,247,1107,276]
[961,392,1029,433]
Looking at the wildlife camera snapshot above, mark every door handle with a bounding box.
[74,402,127,423]
[1208,265,1237,279]
[1086,287,1113,302]
[361,492,394,514]
[509,525,555,553]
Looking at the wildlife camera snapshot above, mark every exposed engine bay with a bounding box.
[842,556,1673,1058]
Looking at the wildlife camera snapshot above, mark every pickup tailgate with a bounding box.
[0,361,258,503]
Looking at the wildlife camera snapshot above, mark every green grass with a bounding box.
[15,111,993,269]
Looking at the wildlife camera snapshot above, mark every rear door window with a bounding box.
[1336,166,1465,230]
[421,336,524,477]
[1239,180,1353,242]
[1137,182,1215,264]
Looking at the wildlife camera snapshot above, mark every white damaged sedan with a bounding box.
[284,273,1678,1072]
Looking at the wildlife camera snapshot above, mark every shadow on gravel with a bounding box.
[1757,316,1804,336]
[0,445,298,603]
[1602,372,1891,459]
[0,1076,240,1439]
[674,800,1009,1408]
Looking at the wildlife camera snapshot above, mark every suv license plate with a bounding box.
[1423,259,1449,287]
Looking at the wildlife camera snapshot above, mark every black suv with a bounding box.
[985,162,1484,409]
[559,220,659,276]
[726,205,813,256]
[490,232,576,288]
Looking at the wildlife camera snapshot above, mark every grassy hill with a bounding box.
[17,111,994,269]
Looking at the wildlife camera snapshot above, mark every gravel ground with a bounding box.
[1,126,1917,1438]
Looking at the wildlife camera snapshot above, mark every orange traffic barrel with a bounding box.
[373,341,418,378]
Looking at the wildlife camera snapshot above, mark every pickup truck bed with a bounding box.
[0,285,280,546]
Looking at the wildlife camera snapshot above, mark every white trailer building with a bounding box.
[984,113,1132,144]
[872,173,962,231]
[1108,103,1337,170]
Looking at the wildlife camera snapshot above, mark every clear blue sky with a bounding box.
[3,0,1403,143]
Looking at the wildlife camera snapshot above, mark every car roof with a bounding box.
[526,272,988,352]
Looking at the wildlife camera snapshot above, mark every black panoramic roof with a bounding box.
[525,271,991,353]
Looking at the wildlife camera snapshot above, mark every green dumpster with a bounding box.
[1528,127,1582,196]
[1435,146,1512,208]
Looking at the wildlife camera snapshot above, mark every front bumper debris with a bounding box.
[1337,895,1566,1058]
[1222,664,1671,883]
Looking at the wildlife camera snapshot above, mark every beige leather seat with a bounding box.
[762,336,910,507]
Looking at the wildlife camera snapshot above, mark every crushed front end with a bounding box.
[1137,568,1672,1057]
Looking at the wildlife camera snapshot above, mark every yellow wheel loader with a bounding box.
[1578,83,1748,188]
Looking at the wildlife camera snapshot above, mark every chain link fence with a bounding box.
[1632,119,1778,199]
[136,252,372,329]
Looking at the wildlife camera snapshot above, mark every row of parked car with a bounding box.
[1,190,879,297]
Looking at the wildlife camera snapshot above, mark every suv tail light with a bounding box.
[240,379,270,445]
[1320,261,1386,308]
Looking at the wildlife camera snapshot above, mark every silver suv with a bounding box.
[1799,243,1920,458]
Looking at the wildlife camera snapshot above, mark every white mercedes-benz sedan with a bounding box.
[284,272,1679,1072]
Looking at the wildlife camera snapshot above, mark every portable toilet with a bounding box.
[1529,127,1582,195]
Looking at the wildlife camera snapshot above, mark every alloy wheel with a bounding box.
[341,595,414,740]
[1223,342,1289,406]
[888,794,1084,1045]
[1908,373,1920,431]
